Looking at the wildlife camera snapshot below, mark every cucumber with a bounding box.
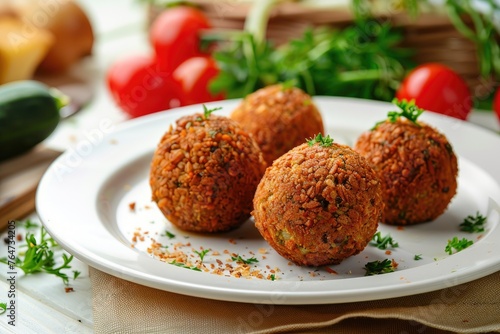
[0,80,67,161]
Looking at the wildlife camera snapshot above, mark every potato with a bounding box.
[0,18,54,84]
[13,0,94,73]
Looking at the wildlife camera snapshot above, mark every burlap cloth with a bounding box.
[90,267,500,334]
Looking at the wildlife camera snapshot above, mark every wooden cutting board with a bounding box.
[0,146,61,230]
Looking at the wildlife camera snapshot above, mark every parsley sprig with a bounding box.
[307,133,334,147]
[445,237,474,255]
[364,259,395,276]
[459,212,486,233]
[231,255,259,265]
[209,18,413,101]
[389,98,425,124]
[169,260,202,272]
[370,232,399,250]
[0,227,75,285]
[202,105,222,119]
[373,98,424,129]
[194,249,210,262]
[164,230,176,239]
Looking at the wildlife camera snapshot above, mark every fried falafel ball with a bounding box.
[354,114,458,226]
[150,109,267,233]
[252,135,383,266]
[230,84,324,165]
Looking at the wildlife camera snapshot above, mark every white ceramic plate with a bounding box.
[37,97,500,305]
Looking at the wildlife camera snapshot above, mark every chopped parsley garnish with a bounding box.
[414,254,423,261]
[231,255,259,264]
[373,98,424,129]
[194,249,210,262]
[307,133,334,147]
[164,231,176,239]
[202,104,222,119]
[445,237,473,255]
[459,212,486,233]
[0,227,74,285]
[72,270,81,280]
[169,260,202,271]
[270,274,276,281]
[22,219,39,229]
[364,259,395,276]
[370,232,399,250]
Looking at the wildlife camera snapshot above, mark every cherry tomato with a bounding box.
[150,6,211,73]
[494,88,500,123]
[173,56,224,105]
[396,63,472,120]
[106,54,184,118]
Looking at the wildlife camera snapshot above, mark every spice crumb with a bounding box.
[325,267,338,275]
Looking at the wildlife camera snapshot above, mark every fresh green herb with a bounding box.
[0,303,6,315]
[0,227,74,285]
[307,133,334,147]
[370,232,399,250]
[364,259,395,276]
[460,212,486,233]
[231,255,259,265]
[22,219,39,229]
[414,254,423,260]
[352,0,500,107]
[210,18,413,101]
[194,249,210,262]
[270,274,276,281]
[443,1,500,79]
[72,270,81,280]
[445,237,474,255]
[390,98,424,123]
[169,260,202,271]
[352,0,500,78]
[372,98,424,129]
[164,231,175,239]
[202,105,222,119]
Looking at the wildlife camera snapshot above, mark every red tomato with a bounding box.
[106,54,184,118]
[173,56,224,105]
[494,88,500,123]
[396,63,472,120]
[150,6,211,73]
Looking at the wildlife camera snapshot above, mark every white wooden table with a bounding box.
[0,1,499,332]
[0,1,149,332]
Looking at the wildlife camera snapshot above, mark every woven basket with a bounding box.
[148,0,494,99]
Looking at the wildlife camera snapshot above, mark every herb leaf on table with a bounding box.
[0,226,75,285]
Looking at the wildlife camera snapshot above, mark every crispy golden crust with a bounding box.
[230,84,324,165]
[150,113,267,233]
[354,118,458,225]
[252,142,383,266]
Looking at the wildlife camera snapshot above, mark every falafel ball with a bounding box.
[354,118,458,225]
[252,138,383,266]
[230,84,324,165]
[150,111,267,233]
